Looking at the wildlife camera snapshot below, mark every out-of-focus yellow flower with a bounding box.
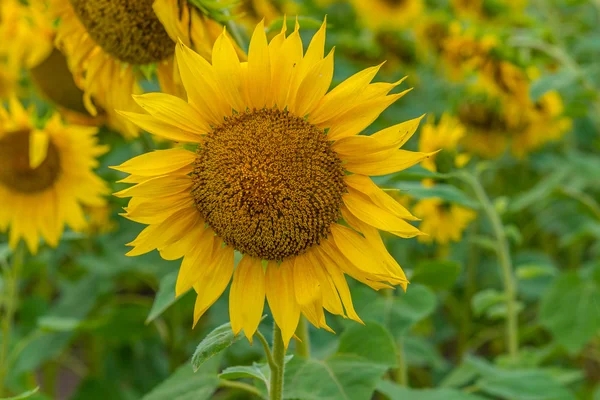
[479,60,530,106]
[415,14,450,60]
[0,98,109,254]
[419,113,469,173]
[84,205,117,235]
[112,19,431,346]
[349,0,423,31]
[442,22,497,79]
[413,198,476,245]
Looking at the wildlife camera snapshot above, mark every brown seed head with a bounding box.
[68,0,174,64]
[192,108,346,261]
[0,130,61,193]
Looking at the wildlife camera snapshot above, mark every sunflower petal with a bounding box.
[265,259,300,348]
[230,255,265,341]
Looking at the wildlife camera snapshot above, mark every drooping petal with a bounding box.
[265,259,300,348]
[111,148,196,176]
[230,255,266,341]
[175,227,216,295]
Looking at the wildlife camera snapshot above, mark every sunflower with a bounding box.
[0,98,109,254]
[413,198,476,245]
[419,113,470,173]
[349,0,423,31]
[113,19,434,346]
[0,0,54,99]
[50,0,211,137]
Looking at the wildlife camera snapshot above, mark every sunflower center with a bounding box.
[0,130,61,193]
[68,0,174,64]
[191,108,346,261]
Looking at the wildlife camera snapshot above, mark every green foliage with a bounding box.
[191,322,246,372]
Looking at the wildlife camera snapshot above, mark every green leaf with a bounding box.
[464,357,576,400]
[191,318,266,372]
[471,289,505,317]
[411,260,462,290]
[283,356,388,400]
[387,165,449,181]
[376,381,486,400]
[539,269,600,354]
[388,181,479,209]
[219,365,268,385]
[337,322,398,367]
[403,336,448,371]
[0,387,39,400]
[530,69,579,101]
[283,321,398,399]
[143,356,221,400]
[146,271,185,324]
[516,264,557,280]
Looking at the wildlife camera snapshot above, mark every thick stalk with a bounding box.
[459,172,518,359]
[0,243,25,396]
[294,316,310,358]
[269,324,286,400]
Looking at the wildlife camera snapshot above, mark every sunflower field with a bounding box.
[1,0,599,399]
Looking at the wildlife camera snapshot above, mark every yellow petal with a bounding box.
[271,26,303,108]
[344,175,417,221]
[313,247,363,323]
[344,149,438,176]
[111,148,196,176]
[116,110,201,143]
[193,245,235,327]
[309,64,382,124]
[159,220,205,260]
[132,93,210,134]
[293,253,333,332]
[229,255,266,341]
[326,90,411,140]
[175,41,231,125]
[28,130,49,169]
[113,175,192,198]
[343,188,421,238]
[212,30,245,112]
[124,193,194,224]
[265,259,300,348]
[175,227,216,295]
[247,20,271,109]
[294,48,335,117]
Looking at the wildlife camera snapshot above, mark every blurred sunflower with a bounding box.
[413,198,476,245]
[50,0,222,137]
[0,98,109,254]
[350,0,423,31]
[113,19,433,346]
[441,22,497,79]
[419,113,470,174]
[0,0,54,99]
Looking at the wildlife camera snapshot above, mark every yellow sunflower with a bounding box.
[413,198,476,245]
[113,19,434,346]
[0,98,109,254]
[419,113,470,173]
[349,0,423,31]
[50,0,219,137]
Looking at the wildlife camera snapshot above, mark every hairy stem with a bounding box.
[269,323,286,400]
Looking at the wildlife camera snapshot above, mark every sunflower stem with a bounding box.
[218,379,263,398]
[269,323,286,400]
[294,316,310,358]
[255,329,276,371]
[458,171,518,359]
[392,337,408,386]
[0,242,25,396]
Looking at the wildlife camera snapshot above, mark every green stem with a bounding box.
[269,323,286,400]
[459,171,518,359]
[255,330,276,370]
[294,316,310,358]
[218,379,262,398]
[392,337,408,386]
[0,243,25,396]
